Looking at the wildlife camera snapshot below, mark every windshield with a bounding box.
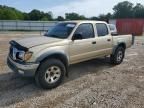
[44,23,76,39]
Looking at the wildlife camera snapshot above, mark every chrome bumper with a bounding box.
[7,57,39,77]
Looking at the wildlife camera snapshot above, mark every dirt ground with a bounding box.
[0,32,144,108]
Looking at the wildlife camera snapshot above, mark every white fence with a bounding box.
[0,20,58,31]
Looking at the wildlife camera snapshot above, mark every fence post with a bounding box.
[43,22,45,31]
[142,24,144,36]
[1,21,4,31]
[29,21,31,31]
[16,20,18,30]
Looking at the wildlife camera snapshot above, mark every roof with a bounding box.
[63,20,106,24]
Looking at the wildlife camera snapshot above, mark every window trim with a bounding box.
[73,23,95,40]
[95,23,109,37]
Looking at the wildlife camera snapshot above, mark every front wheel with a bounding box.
[110,47,125,65]
[35,58,66,89]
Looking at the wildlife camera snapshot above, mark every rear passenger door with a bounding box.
[94,23,113,55]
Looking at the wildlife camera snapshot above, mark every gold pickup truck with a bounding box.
[7,21,134,89]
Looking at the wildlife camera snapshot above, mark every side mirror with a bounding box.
[72,33,83,41]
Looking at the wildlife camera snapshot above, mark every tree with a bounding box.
[28,10,53,21]
[1,2,144,21]
[65,12,86,20]
[98,13,113,22]
[89,16,99,20]
[23,12,30,20]
[44,12,53,21]
[0,8,4,19]
[56,16,65,21]
[113,1,133,18]
[28,9,41,20]
[41,16,48,21]
[0,5,24,20]
[133,3,144,18]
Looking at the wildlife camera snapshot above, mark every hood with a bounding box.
[15,36,62,48]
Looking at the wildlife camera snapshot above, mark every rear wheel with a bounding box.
[35,58,65,89]
[110,47,125,65]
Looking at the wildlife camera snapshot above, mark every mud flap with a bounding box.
[132,34,135,45]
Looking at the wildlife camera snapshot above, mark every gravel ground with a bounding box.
[0,32,144,108]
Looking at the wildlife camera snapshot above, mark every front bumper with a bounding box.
[7,57,39,77]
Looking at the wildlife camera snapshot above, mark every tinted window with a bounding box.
[74,23,94,39]
[96,23,109,36]
[45,23,76,39]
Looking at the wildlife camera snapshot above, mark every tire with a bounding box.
[110,47,125,65]
[35,58,66,89]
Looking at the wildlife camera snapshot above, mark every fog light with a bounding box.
[18,70,24,74]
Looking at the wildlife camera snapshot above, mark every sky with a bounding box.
[0,0,144,18]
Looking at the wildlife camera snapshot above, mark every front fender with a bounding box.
[36,50,68,63]
[35,48,69,77]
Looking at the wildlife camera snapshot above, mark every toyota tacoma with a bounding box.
[7,21,134,89]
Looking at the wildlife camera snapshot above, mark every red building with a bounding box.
[109,19,144,36]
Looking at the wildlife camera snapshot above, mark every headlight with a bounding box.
[24,52,33,61]
[16,51,33,61]
[16,51,25,60]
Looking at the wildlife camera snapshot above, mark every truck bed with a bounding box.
[112,34,133,48]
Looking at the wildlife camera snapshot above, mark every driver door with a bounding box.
[69,23,96,64]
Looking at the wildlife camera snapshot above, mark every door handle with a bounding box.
[92,41,96,44]
[107,39,111,41]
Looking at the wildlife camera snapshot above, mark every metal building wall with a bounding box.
[109,19,144,36]
[116,19,144,35]
[0,20,58,31]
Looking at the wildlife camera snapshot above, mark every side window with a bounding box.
[96,23,109,36]
[109,24,115,31]
[74,23,94,39]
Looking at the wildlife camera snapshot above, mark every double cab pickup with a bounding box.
[7,21,134,89]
